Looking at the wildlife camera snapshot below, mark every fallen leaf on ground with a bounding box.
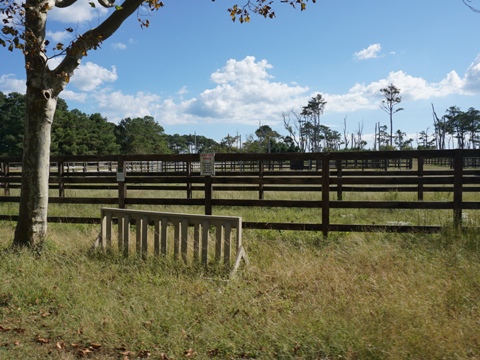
[35,336,49,344]
[184,348,196,357]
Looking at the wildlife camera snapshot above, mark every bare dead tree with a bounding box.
[283,111,307,152]
[356,121,364,149]
[342,116,350,150]
[432,103,447,150]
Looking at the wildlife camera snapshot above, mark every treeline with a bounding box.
[0,92,219,156]
[2,91,479,156]
[0,92,298,156]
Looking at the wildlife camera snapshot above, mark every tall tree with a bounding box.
[115,116,169,154]
[255,124,281,153]
[0,92,25,156]
[1,0,316,247]
[283,111,306,152]
[432,103,448,150]
[380,84,404,147]
[464,107,480,149]
[394,129,413,150]
[51,105,119,155]
[301,94,326,152]
[220,134,241,153]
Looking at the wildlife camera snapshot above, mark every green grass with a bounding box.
[0,189,479,359]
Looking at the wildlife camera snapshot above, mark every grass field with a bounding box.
[0,189,479,359]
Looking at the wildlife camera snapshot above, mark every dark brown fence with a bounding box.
[1,149,479,236]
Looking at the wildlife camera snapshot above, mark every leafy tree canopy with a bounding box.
[115,116,170,154]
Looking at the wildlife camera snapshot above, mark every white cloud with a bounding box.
[46,30,72,44]
[70,62,117,91]
[49,0,109,24]
[463,54,480,93]
[0,74,25,94]
[325,66,469,114]
[94,90,163,122]
[60,54,480,128]
[183,56,309,124]
[12,53,475,132]
[177,86,188,96]
[61,89,88,102]
[354,43,382,60]
[112,42,127,50]
[47,56,64,70]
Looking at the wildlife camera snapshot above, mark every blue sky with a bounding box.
[2,0,480,147]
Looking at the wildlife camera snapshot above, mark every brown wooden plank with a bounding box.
[224,222,232,265]
[154,220,160,257]
[193,223,200,262]
[201,220,209,265]
[161,217,168,256]
[173,221,180,260]
[141,215,148,259]
[453,150,463,228]
[181,219,189,263]
[215,225,222,262]
[321,155,330,237]
[122,214,130,257]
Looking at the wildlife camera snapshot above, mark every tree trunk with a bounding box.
[12,86,56,247]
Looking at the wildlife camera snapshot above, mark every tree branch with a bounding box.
[53,0,144,91]
[54,0,79,8]
[463,0,480,12]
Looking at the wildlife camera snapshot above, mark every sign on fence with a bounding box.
[116,167,125,182]
[200,153,215,176]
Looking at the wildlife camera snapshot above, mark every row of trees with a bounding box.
[282,85,480,153]
[2,91,480,157]
[0,92,228,156]
[0,92,296,156]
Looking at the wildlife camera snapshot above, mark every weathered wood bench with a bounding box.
[96,207,248,275]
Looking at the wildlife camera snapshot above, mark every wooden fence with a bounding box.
[0,149,479,236]
[98,208,247,273]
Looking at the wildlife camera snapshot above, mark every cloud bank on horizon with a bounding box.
[2,51,480,127]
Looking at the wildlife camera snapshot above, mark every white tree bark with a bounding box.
[13,0,146,247]
[13,87,56,246]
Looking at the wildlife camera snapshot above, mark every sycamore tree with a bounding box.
[1,0,316,248]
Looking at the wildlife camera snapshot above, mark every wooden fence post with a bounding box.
[3,162,9,196]
[336,159,343,201]
[259,160,264,200]
[453,150,463,228]
[58,161,65,198]
[186,160,192,199]
[117,156,127,209]
[205,175,212,215]
[321,153,330,238]
[417,156,424,201]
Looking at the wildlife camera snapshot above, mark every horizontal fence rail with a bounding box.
[0,150,479,236]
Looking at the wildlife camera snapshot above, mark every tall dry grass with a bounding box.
[0,187,479,359]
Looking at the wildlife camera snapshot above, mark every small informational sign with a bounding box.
[200,153,215,176]
[116,167,125,182]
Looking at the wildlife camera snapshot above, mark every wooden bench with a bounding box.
[96,207,248,275]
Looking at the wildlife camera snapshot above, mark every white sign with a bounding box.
[116,167,125,182]
[200,153,215,176]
